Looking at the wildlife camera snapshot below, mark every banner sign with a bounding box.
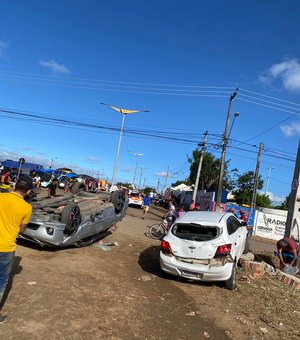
[254,211,286,240]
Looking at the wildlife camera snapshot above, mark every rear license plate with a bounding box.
[181,270,203,279]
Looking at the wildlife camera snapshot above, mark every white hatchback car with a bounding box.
[160,211,248,289]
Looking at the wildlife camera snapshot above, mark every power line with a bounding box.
[0,107,297,163]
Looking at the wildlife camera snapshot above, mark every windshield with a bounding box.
[130,192,140,198]
[172,223,220,241]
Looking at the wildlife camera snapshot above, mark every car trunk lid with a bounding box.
[169,222,225,259]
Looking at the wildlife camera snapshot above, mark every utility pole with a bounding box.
[163,166,170,192]
[157,178,160,193]
[265,167,274,195]
[192,131,208,202]
[285,140,300,237]
[248,143,263,222]
[216,88,239,211]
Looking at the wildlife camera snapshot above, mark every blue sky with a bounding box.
[1,1,300,203]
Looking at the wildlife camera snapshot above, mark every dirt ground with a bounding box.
[1,203,300,340]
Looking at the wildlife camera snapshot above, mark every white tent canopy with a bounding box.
[172,183,193,191]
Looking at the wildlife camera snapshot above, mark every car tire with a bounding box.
[243,238,250,254]
[71,182,86,194]
[61,203,82,234]
[224,264,236,290]
[110,190,125,214]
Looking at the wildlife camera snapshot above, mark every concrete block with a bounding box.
[276,270,300,290]
[242,261,265,273]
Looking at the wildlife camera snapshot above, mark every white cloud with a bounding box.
[0,40,7,58]
[258,58,300,92]
[265,191,286,204]
[280,122,300,137]
[121,167,132,173]
[39,59,70,74]
[86,156,99,164]
[154,171,174,178]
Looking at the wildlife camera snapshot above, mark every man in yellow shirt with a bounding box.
[0,175,33,323]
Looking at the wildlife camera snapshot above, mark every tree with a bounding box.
[273,193,290,210]
[256,193,272,208]
[188,151,235,191]
[232,171,264,206]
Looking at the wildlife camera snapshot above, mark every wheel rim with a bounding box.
[116,192,125,211]
[68,205,81,231]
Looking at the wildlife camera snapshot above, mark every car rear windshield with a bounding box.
[172,223,220,241]
[130,192,140,198]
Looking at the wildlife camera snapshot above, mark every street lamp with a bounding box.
[101,103,149,188]
[138,166,147,190]
[132,152,144,188]
[49,157,57,169]
[216,89,239,210]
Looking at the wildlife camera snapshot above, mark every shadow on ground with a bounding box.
[138,245,216,288]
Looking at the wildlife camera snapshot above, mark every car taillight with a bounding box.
[214,244,232,257]
[161,240,172,255]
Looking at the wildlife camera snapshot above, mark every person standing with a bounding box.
[48,178,58,198]
[240,209,247,222]
[189,200,195,211]
[142,194,151,219]
[0,175,33,323]
[149,190,154,201]
[0,170,11,193]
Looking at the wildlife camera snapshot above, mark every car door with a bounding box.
[226,216,245,259]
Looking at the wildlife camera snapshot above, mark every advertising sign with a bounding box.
[254,211,286,240]
[199,192,215,211]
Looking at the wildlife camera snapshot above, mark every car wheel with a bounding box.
[149,224,165,239]
[110,190,125,213]
[224,264,236,290]
[71,182,86,194]
[243,238,250,254]
[61,203,82,234]
[75,234,98,247]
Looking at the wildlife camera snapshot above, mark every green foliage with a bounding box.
[143,186,155,195]
[188,151,235,191]
[273,193,290,210]
[256,194,272,208]
[232,171,264,206]
[173,179,191,187]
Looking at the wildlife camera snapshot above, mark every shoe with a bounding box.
[0,314,10,324]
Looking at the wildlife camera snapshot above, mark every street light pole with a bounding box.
[101,103,149,188]
[216,88,238,210]
[138,166,146,190]
[111,112,125,187]
[265,167,274,195]
[132,153,144,188]
[192,131,208,202]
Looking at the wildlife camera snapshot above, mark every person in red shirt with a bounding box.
[277,237,299,269]
[240,209,247,222]
[189,200,195,211]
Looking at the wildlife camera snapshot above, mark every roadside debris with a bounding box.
[185,311,196,316]
[137,275,152,282]
[93,241,118,251]
[27,281,37,286]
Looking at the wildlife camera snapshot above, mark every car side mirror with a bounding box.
[241,221,247,227]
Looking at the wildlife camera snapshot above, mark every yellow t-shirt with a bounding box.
[0,192,32,252]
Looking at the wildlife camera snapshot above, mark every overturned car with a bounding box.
[19,186,128,247]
